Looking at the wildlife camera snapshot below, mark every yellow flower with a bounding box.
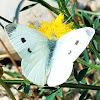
[29,13,74,40]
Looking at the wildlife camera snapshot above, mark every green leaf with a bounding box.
[74,68,78,81]
[89,43,100,60]
[79,90,88,100]
[78,68,88,82]
[81,78,86,84]
[94,18,99,30]
[28,0,39,2]
[83,49,89,62]
[65,0,70,5]
[46,91,57,100]
[81,12,93,27]
[77,58,100,71]
[20,3,38,12]
[45,89,62,100]
[93,40,98,50]
[94,35,100,43]
[18,85,25,90]
[57,89,63,98]
[4,71,21,78]
[72,3,76,16]
[24,84,31,95]
[74,68,88,82]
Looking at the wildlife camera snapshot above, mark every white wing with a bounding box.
[5,23,49,86]
[47,27,95,86]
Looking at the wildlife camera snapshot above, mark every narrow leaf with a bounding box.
[83,49,89,62]
[28,0,38,2]
[81,12,93,27]
[79,90,88,100]
[0,16,12,23]
[46,92,57,100]
[93,40,98,50]
[74,68,79,81]
[94,35,100,43]
[77,58,100,71]
[72,3,76,16]
[18,85,25,90]
[94,17,99,30]
[89,43,100,60]
[57,89,63,98]
[20,3,38,12]
[78,68,88,81]
[65,0,70,5]
[24,84,31,95]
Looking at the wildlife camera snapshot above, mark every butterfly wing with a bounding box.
[5,23,49,86]
[47,27,95,86]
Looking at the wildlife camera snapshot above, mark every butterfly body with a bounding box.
[5,23,95,86]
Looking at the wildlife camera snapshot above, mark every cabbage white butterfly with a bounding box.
[5,23,95,86]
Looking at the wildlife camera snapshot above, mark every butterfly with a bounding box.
[5,23,95,86]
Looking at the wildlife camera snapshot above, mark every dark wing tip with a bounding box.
[5,23,17,34]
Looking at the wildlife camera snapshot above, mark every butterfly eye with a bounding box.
[28,48,32,53]
[21,38,26,43]
[75,40,79,45]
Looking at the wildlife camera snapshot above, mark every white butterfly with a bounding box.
[5,23,95,86]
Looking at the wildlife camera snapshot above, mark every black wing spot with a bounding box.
[75,40,79,45]
[68,50,72,54]
[21,38,26,43]
[28,48,32,53]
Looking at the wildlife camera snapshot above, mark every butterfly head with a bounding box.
[5,23,17,34]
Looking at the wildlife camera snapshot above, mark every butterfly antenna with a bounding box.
[64,14,73,24]
[13,0,25,23]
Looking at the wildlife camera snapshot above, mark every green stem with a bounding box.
[60,83,100,90]
[77,58,100,71]
[3,79,100,90]
[0,79,16,100]
[37,0,80,28]
[38,0,60,15]
[89,43,100,60]
[60,0,70,16]
[60,0,80,28]
[0,16,12,23]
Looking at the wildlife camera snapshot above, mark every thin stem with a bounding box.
[31,90,39,100]
[77,58,100,71]
[0,38,25,79]
[0,79,16,100]
[3,79,100,90]
[0,16,12,23]
[60,0,70,16]
[60,0,80,28]
[38,0,60,15]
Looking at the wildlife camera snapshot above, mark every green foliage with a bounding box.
[81,11,93,27]
[24,84,32,96]
[46,89,63,100]
[83,49,89,62]
[74,67,88,82]
[94,18,99,30]
[79,90,88,100]
[72,3,76,16]
[20,3,38,12]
